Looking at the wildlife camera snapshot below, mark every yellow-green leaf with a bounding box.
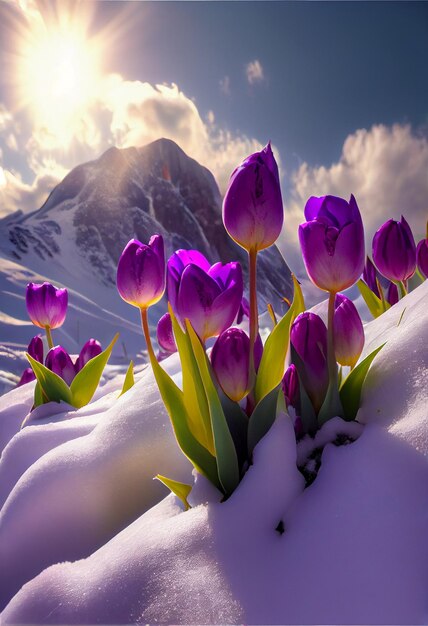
[70,333,119,409]
[357,279,388,319]
[340,342,386,420]
[186,320,239,496]
[26,353,73,405]
[119,360,135,397]
[247,386,280,456]
[155,474,192,510]
[255,274,305,404]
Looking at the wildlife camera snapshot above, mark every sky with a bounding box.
[0,0,427,273]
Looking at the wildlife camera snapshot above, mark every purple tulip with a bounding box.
[333,294,364,369]
[222,143,283,252]
[236,296,250,325]
[299,195,365,292]
[45,346,76,386]
[26,282,68,329]
[167,250,243,342]
[386,281,399,306]
[75,339,102,372]
[211,328,250,402]
[372,216,416,283]
[117,235,165,309]
[362,256,381,298]
[156,313,177,354]
[17,368,36,387]
[281,363,299,409]
[290,312,328,414]
[28,335,44,363]
[416,238,428,279]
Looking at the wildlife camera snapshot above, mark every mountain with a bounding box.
[0,139,292,391]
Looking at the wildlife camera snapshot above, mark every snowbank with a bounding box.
[1,282,427,624]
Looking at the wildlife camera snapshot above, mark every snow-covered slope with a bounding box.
[0,281,427,624]
[0,139,292,392]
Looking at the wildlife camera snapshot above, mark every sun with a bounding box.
[11,2,103,148]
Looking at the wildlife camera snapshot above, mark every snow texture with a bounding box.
[1,281,428,624]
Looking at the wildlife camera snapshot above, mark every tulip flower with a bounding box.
[281,363,299,409]
[236,296,250,325]
[75,339,102,372]
[416,227,428,278]
[290,312,328,414]
[117,236,165,309]
[362,256,381,298]
[333,294,364,369]
[167,250,243,342]
[156,313,177,354]
[45,346,76,386]
[17,368,36,387]
[222,142,283,253]
[386,281,399,306]
[26,282,68,348]
[372,216,416,285]
[211,328,250,402]
[17,335,44,387]
[299,195,365,293]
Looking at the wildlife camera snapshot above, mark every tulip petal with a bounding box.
[177,264,222,339]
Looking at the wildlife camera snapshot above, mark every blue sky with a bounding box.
[0,0,427,270]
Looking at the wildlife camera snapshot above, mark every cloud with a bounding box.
[278,123,428,278]
[219,75,231,96]
[0,167,62,218]
[245,60,265,85]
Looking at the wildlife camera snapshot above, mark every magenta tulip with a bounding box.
[26,282,68,329]
[167,250,243,342]
[222,143,283,252]
[299,195,365,293]
[362,256,381,298]
[416,238,428,278]
[75,339,102,372]
[372,216,416,283]
[281,363,299,409]
[117,235,165,309]
[157,313,177,354]
[290,312,329,414]
[333,294,364,368]
[386,281,399,306]
[211,328,250,402]
[45,346,76,386]
[17,368,36,387]
[28,335,44,363]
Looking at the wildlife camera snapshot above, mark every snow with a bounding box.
[0,281,427,624]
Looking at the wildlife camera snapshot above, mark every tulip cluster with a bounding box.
[358,217,426,317]
[22,281,117,411]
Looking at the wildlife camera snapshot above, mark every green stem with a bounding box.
[398,281,407,298]
[45,326,54,350]
[140,308,156,364]
[248,247,258,391]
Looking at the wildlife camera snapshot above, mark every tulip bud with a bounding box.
[26,282,68,329]
[222,143,283,252]
[362,256,381,298]
[298,195,365,292]
[416,228,428,278]
[211,328,250,402]
[45,346,76,386]
[75,339,102,372]
[386,281,399,306]
[290,312,328,414]
[236,296,250,325]
[28,335,44,363]
[117,235,165,309]
[372,216,416,283]
[167,250,243,342]
[281,363,299,408]
[17,368,36,387]
[333,294,364,368]
[156,313,177,354]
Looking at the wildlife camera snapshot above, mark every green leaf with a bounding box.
[255,274,305,404]
[33,381,46,407]
[26,353,73,405]
[148,342,221,491]
[119,360,135,397]
[186,320,240,496]
[247,385,281,456]
[70,333,119,409]
[340,342,386,420]
[219,391,249,471]
[155,474,192,511]
[357,279,388,319]
[169,305,214,455]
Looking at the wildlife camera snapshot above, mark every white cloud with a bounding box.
[278,124,428,279]
[245,60,265,85]
[219,75,231,96]
[0,168,62,218]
